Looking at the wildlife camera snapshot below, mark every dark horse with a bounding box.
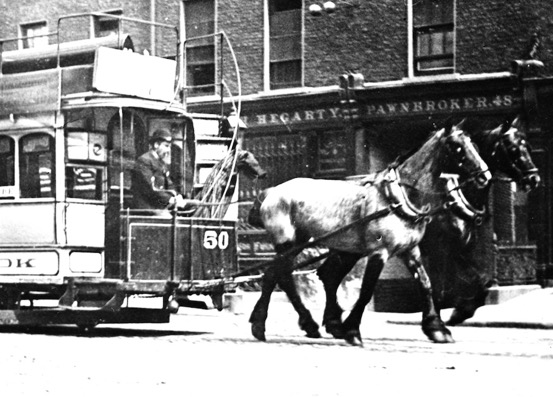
[422,117,540,325]
[316,117,540,341]
[249,122,491,345]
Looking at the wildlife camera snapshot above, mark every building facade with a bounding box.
[1,0,553,306]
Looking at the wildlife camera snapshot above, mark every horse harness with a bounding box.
[441,174,485,225]
[358,168,439,225]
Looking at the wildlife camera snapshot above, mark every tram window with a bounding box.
[0,137,15,193]
[19,134,55,199]
[66,166,103,201]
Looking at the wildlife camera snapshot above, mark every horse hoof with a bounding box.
[251,323,266,341]
[325,324,345,339]
[299,318,321,339]
[344,331,364,347]
[427,330,455,344]
[305,329,322,339]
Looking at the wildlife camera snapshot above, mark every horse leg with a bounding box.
[275,268,321,338]
[401,249,454,343]
[249,263,278,341]
[448,262,492,326]
[317,251,361,338]
[249,242,316,340]
[341,253,386,347]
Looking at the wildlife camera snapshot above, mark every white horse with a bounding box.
[249,122,491,345]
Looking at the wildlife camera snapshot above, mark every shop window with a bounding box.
[0,136,15,198]
[269,0,302,90]
[493,181,535,245]
[19,133,55,199]
[413,0,454,76]
[185,0,215,95]
[93,9,122,38]
[316,130,348,175]
[20,21,48,49]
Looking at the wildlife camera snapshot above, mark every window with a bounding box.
[19,133,55,199]
[93,9,122,38]
[0,137,15,198]
[107,110,147,191]
[413,0,454,76]
[66,167,103,200]
[20,21,48,49]
[269,0,302,89]
[185,0,215,95]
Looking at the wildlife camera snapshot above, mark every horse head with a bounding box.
[486,117,541,192]
[441,120,491,189]
[236,150,267,180]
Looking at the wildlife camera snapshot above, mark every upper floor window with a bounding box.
[20,21,48,49]
[413,0,454,76]
[185,0,216,96]
[269,0,302,90]
[93,9,123,38]
[19,133,55,199]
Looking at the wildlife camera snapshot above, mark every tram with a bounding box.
[0,12,243,327]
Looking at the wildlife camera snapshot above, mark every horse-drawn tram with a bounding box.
[0,13,252,328]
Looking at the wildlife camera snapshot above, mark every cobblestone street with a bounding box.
[1,298,552,397]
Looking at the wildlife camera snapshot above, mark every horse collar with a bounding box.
[442,175,485,225]
[381,168,432,223]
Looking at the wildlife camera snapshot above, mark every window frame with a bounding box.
[18,132,56,200]
[184,0,216,96]
[65,164,105,202]
[408,0,455,78]
[265,0,304,91]
[0,136,16,199]
[91,9,123,38]
[19,20,49,49]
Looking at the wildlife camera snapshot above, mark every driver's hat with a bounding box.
[150,129,172,144]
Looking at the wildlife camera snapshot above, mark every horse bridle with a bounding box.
[442,174,485,225]
[491,127,539,180]
[443,130,490,188]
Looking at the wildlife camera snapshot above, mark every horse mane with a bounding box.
[392,127,445,169]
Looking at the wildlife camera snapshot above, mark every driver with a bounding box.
[132,128,189,210]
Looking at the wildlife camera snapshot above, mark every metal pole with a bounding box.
[179,1,187,109]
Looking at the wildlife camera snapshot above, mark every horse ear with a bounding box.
[455,118,466,130]
[443,118,454,135]
[511,116,522,129]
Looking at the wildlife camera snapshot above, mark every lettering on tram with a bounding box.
[0,258,35,268]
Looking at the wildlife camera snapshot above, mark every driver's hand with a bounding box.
[174,194,186,209]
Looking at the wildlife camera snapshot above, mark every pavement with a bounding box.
[221,285,553,330]
[386,286,553,330]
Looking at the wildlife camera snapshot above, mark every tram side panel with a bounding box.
[121,215,238,286]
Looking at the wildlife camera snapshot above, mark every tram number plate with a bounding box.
[203,230,230,250]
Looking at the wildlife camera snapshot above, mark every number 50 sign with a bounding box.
[203,230,230,250]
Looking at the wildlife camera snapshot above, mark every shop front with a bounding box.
[189,72,552,310]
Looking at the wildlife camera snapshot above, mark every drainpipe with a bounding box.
[150,0,156,56]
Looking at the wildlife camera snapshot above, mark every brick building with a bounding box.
[1,0,553,307]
